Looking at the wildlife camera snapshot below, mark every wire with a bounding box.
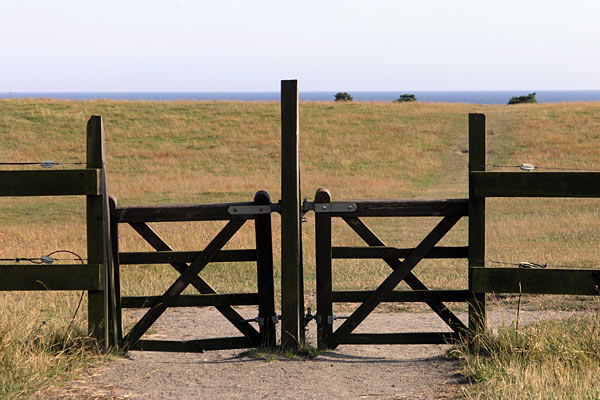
[482,163,600,173]
[475,259,596,270]
[46,250,87,340]
[0,161,85,168]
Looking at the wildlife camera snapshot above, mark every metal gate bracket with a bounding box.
[313,202,357,213]
[228,205,273,215]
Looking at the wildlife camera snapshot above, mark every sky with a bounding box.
[1,0,599,92]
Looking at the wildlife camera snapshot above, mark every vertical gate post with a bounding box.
[315,188,334,349]
[86,116,108,345]
[280,79,303,348]
[254,190,277,347]
[468,113,486,334]
[109,196,123,346]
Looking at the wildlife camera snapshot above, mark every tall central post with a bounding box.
[280,80,303,348]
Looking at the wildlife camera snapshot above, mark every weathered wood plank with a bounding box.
[0,264,102,291]
[315,188,334,349]
[280,79,303,348]
[254,190,277,347]
[468,113,487,333]
[130,337,253,352]
[86,115,107,343]
[471,268,600,295]
[332,246,468,259]
[337,332,460,345]
[337,199,469,217]
[471,172,600,198]
[332,290,471,303]
[0,169,100,196]
[116,202,254,222]
[119,250,257,265]
[121,293,259,308]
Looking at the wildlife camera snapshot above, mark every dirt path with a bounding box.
[43,308,581,400]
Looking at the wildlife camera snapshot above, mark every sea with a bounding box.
[2,90,600,104]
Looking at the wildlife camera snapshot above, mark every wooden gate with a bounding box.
[313,188,470,349]
[109,191,277,352]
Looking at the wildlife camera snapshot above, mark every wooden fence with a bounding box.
[467,113,600,331]
[2,92,599,353]
[0,116,114,347]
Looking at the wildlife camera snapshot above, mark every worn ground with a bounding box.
[38,307,584,400]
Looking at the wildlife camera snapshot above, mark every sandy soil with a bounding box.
[41,307,582,400]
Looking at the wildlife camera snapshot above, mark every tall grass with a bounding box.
[0,292,102,398]
[448,312,600,399]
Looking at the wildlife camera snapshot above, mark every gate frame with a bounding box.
[109,190,277,352]
[314,188,471,349]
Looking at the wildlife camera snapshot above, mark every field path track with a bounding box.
[41,308,582,400]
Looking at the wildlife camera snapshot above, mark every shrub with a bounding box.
[334,92,353,102]
[508,92,538,104]
[395,94,417,102]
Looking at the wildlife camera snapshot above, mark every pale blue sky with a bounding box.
[1,0,599,91]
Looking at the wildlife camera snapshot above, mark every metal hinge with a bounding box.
[302,200,357,213]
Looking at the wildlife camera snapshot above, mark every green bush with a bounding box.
[395,94,417,102]
[334,92,353,102]
[508,92,537,104]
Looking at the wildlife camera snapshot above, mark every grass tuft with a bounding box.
[447,313,600,399]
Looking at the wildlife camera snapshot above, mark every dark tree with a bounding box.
[508,92,538,104]
[334,92,353,102]
[395,94,417,102]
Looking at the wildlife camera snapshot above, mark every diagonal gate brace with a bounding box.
[342,216,467,334]
[127,222,261,344]
[123,219,246,349]
[333,215,463,342]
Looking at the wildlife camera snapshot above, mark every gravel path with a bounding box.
[42,307,582,400]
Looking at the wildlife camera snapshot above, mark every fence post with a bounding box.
[86,116,107,345]
[254,190,277,347]
[315,188,334,349]
[280,79,303,348]
[468,113,486,334]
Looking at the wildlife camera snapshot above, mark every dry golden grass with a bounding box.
[1,99,599,397]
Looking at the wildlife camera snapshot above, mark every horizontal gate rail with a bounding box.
[116,201,276,222]
[321,198,469,217]
[337,332,461,345]
[130,337,253,353]
[332,290,472,303]
[121,293,259,308]
[119,249,257,264]
[333,246,468,259]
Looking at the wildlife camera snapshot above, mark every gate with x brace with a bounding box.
[312,188,471,349]
[109,191,278,352]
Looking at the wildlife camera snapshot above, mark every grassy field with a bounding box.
[1,99,599,397]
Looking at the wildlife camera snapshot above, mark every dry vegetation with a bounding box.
[1,99,599,398]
